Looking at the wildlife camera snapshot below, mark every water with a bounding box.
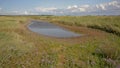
[28,20,82,38]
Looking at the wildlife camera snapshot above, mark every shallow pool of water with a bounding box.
[28,20,82,38]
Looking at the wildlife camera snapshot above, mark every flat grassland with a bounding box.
[0,16,120,68]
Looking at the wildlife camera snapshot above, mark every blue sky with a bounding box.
[0,0,120,15]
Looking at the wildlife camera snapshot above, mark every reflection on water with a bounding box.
[28,20,82,38]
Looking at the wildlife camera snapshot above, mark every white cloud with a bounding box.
[24,11,29,15]
[35,7,57,12]
[10,10,35,15]
[66,1,120,13]
[64,1,120,15]
[33,1,119,15]
[95,1,120,10]
[67,5,90,12]
[67,5,78,9]
[0,0,119,15]
[98,4,106,10]
[21,11,36,15]
[79,8,86,12]
[108,1,120,7]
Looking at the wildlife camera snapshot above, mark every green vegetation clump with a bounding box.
[0,16,120,68]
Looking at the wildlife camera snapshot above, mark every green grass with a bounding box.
[0,16,120,68]
[32,16,120,36]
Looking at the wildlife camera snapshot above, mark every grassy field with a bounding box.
[0,16,120,68]
[32,16,120,36]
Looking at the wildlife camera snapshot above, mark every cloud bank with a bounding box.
[33,0,120,15]
[0,0,120,15]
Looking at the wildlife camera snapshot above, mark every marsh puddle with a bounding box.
[28,20,82,38]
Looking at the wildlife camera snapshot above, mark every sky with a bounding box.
[0,0,120,15]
